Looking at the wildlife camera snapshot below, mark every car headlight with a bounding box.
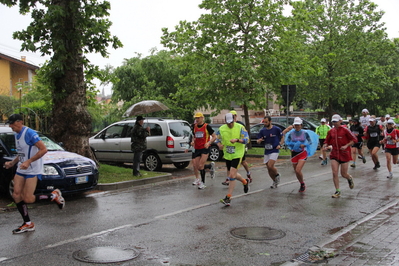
[43,165,59,175]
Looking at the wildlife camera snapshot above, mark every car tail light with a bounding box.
[166,136,174,148]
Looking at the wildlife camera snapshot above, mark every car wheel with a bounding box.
[173,161,190,169]
[209,145,220,161]
[143,153,162,171]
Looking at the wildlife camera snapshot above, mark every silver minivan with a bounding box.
[89,118,192,171]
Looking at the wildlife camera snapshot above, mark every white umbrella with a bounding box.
[123,100,169,117]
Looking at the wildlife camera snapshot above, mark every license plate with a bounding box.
[75,176,88,184]
[180,143,189,148]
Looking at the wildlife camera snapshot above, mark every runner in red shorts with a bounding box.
[285,117,313,193]
[324,114,357,198]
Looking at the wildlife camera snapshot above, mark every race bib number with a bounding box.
[352,131,359,135]
[195,131,204,138]
[370,132,378,138]
[387,139,395,145]
[226,146,235,154]
[265,144,273,150]
[17,151,25,163]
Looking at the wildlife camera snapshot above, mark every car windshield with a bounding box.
[0,132,64,154]
[39,134,64,151]
[169,122,192,138]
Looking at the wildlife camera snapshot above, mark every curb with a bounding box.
[95,155,291,192]
[95,173,173,191]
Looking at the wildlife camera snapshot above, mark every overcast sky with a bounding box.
[0,0,398,93]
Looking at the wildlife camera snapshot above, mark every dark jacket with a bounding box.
[131,124,149,152]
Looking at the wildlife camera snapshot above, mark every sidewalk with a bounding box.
[284,198,399,266]
[322,198,399,265]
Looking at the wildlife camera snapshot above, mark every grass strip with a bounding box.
[98,163,163,184]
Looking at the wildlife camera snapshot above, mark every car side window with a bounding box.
[143,123,163,136]
[125,123,134,138]
[251,124,262,134]
[101,124,125,139]
[169,122,192,137]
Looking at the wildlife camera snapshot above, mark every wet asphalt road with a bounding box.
[1,152,399,265]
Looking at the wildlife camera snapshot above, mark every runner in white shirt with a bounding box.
[359,108,370,129]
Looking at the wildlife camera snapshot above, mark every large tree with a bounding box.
[0,0,122,158]
[161,0,295,131]
[290,0,395,118]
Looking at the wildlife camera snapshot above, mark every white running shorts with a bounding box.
[263,152,279,164]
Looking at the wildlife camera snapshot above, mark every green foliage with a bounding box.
[112,50,195,122]
[0,96,19,121]
[162,0,294,115]
[289,0,396,117]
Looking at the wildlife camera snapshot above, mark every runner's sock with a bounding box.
[16,201,30,223]
[35,193,53,201]
[200,169,205,183]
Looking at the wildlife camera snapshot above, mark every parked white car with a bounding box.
[89,118,192,171]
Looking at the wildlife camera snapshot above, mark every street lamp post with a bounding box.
[17,78,23,110]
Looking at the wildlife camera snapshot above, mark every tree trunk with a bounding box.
[243,104,252,149]
[50,0,95,161]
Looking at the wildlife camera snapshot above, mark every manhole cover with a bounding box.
[231,226,286,240]
[73,246,140,264]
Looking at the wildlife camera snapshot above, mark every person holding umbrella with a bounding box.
[131,116,150,176]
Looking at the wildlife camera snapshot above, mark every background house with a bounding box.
[0,52,39,98]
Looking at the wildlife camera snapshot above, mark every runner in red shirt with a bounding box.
[380,119,399,179]
[324,114,357,198]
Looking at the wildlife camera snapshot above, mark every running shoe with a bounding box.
[210,162,215,179]
[222,179,229,186]
[350,163,356,168]
[247,173,252,183]
[243,179,249,193]
[362,156,366,164]
[220,196,231,206]
[299,183,306,192]
[321,160,327,166]
[376,162,381,168]
[192,178,200,185]
[51,189,65,209]
[332,191,341,198]
[12,222,35,234]
[198,182,206,189]
[387,172,393,179]
[358,155,363,159]
[348,177,354,189]
[270,181,278,189]
[275,173,280,186]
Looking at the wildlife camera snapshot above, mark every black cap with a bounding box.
[136,116,145,122]
[6,114,23,124]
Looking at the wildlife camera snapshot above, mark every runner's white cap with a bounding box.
[386,114,391,118]
[331,114,342,122]
[293,117,302,125]
[369,117,376,122]
[387,119,395,124]
[225,113,234,123]
[321,118,326,123]
[362,109,369,113]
